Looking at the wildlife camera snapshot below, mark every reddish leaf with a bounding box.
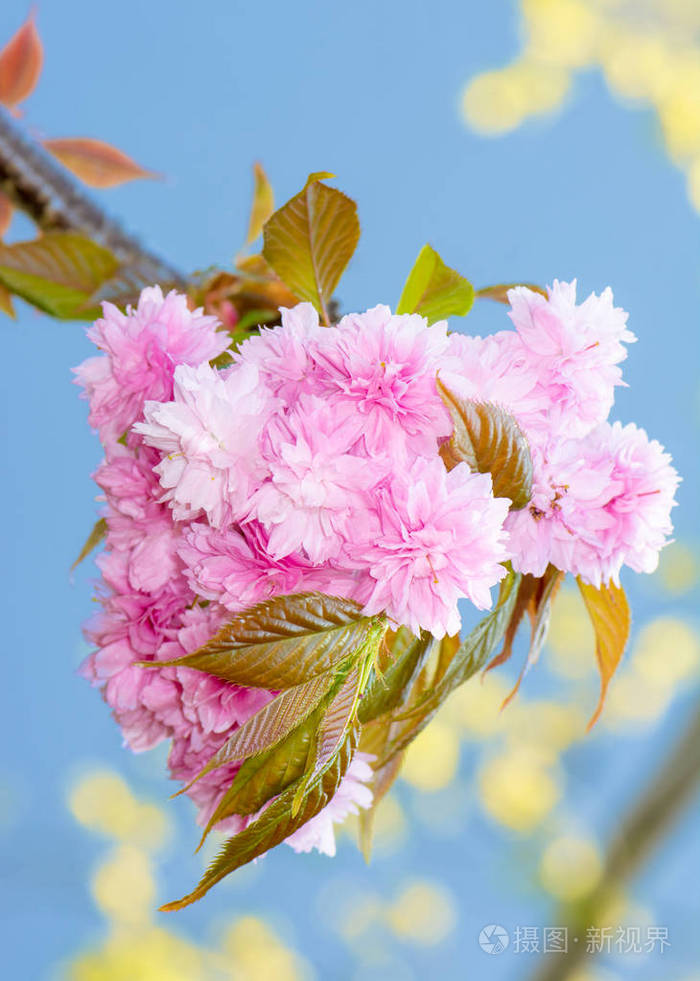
[0,12,43,108]
[44,138,156,188]
[578,578,631,729]
[476,283,547,304]
[0,282,14,318]
[0,193,13,237]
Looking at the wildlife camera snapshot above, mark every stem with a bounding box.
[0,105,185,287]
[528,697,700,981]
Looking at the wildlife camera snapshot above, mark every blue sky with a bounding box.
[1,1,699,978]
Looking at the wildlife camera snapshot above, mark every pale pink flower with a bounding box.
[74,287,229,443]
[313,304,452,454]
[235,302,323,401]
[135,361,278,527]
[250,395,383,563]
[353,458,510,637]
[284,752,374,856]
[507,422,679,586]
[508,281,636,437]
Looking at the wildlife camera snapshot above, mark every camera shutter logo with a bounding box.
[479,924,510,954]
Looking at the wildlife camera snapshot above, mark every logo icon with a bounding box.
[479,924,510,954]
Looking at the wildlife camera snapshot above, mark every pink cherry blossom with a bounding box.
[74,287,229,444]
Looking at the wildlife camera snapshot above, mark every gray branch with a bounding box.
[0,105,185,287]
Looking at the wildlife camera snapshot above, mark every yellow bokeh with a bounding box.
[461,0,700,214]
[655,541,700,595]
[632,616,700,687]
[221,917,312,981]
[444,670,511,738]
[502,699,586,760]
[91,845,156,926]
[539,834,603,901]
[401,720,460,792]
[546,586,596,680]
[69,769,171,851]
[385,879,457,945]
[478,747,561,831]
[68,926,208,981]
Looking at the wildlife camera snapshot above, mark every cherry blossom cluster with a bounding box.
[75,281,678,856]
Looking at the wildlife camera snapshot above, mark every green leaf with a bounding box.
[476,282,547,304]
[437,382,533,510]
[382,572,521,759]
[147,592,380,689]
[262,174,360,324]
[0,281,14,317]
[578,578,630,729]
[0,232,119,319]
[71,517,107,572]
[246,162,275,245]
[202,701,323,833]
[160,728,358,911]
[396,244,474,323]
[358,631,434,724]
[177,671,336,797]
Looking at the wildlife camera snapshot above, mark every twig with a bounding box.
[0,105,185,287]
[528,696,700,981]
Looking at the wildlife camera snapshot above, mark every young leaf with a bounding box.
[578,578,630,730]
[71,517,107,572]
[0,12,43,108]
[383,572,520,760]
[177,671,336,796]
[501,567,564,709]
[44,138,156,189]
[0,282,14,318]
[0,192,13,237]
[0,232,118,319]
[202,702,323,833]
[437,382,533,509]
[262,174,360,324]
[149,592,380,689]
[160,729,358,910]
[476,283,547,304]
[358,631,434,724]
[396,244,474,323]
[245,162,274,245]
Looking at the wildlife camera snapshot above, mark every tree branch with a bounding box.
[0,105,185,287]
[528,696,700,981]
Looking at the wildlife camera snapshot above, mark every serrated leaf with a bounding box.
[245,162,274,245]
[161,728,357,910]
[578,578,630,730]
[396,244,474,323]
[476,282,547,304]
[178,671,335,797]
[0,192,12,237]
[358,631,434,724]
[0,232,118,319]
[0,13,43,108]
[262,174,359,324]
[437,382,533,510]
[501,567,564,708]
[383,572,520,759]
[44,138,157,188]
[71,517,107,572]
[202,702,323,835]
[150,592,379,689]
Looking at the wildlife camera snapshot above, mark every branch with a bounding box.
[0,105,185,287]
[528,696,700,981]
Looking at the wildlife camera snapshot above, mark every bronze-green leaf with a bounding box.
[71,517,107,572]
[149,592,379,689]
[396,243,474,323]
[578,578,630,729]
[476,282,547,304]
[178,670,336,797]
[262,174,359,324]
[437,382,533,509]
[358,631,434,724]
[245,162,275,245]
[160,729,358,911]
[0,232,119,319]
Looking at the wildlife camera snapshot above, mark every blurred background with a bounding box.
[1,1,699,978]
